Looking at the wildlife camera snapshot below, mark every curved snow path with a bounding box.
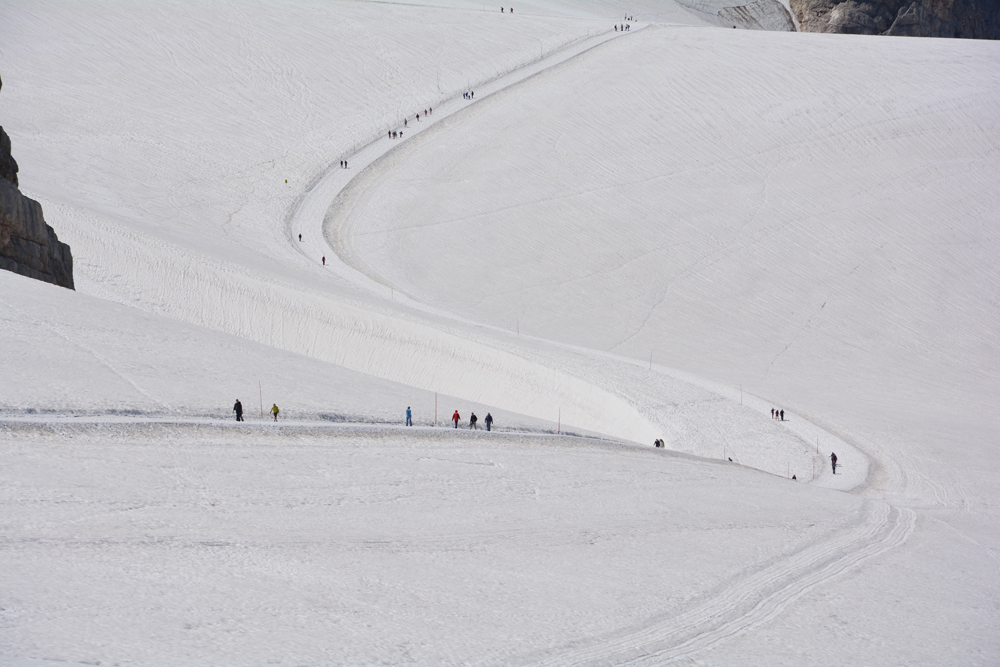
[293,22,868,492]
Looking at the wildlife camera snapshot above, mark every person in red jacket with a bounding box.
[452,410,460,428]
[831,452,838,474]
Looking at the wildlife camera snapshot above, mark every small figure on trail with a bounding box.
[344,160,348,168]
[233,399,243,422]
[470,412,478,430]
[429,107,433,114]
[485,412,493,431]
[406,406,412,426]
[728,457,733,461]
[780,409,784,421]
[831,452,838,474]
[271,403,280,422]
[792,474,797,480]
[322,256,326,265]
[501,6,504,12]
[615,25,617,31]
[771,408,774,419]
[298,233,302,242]
[404,118,407,127]
[416,113,420,121]
[452,410,460,428]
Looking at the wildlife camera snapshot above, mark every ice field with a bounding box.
[1,1,998,665]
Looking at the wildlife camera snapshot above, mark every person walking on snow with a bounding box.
[780,409,784,421]
[485,413,493,431]
[470,412,478,430]
[770,408,774,419]
[270,404,280,422]
[452,410,460,428]
[406,406,412,426]
[233,399,243,422]
[322,256,326,265]
[830,452,838,474]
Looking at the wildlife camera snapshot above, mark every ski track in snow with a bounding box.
[284,22,914,665]
[518,501,915,666]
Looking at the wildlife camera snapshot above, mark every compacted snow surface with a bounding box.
[1,1,998,665]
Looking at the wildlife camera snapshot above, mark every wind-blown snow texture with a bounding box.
[1,1,998,665]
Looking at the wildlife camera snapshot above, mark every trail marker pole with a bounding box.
[258,381,263,419]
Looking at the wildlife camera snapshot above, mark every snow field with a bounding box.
[0,0,997,664]
[1,422,867,666]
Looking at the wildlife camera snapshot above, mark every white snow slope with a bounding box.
[1,1,997,665]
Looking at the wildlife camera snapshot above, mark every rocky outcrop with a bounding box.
[0,75,74,290]
[791,0,1000,38]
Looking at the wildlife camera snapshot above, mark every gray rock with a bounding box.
[791,0,1000,37]
[0,74,74,290]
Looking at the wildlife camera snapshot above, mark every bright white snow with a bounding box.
[0,1,997,665]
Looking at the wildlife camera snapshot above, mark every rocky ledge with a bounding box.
[0,76,74,290]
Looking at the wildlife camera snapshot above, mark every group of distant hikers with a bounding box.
[232,399,279,422]
[230,399,838,472]
[232,400,495,431]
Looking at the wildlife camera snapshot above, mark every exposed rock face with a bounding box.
[0,75,74,290]
[791,0,1000,38]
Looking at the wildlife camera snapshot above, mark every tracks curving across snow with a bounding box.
[284,19,921,666]
[520,501,915,666]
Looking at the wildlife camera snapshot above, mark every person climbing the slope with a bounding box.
[406,406,412,426]
[271,403,280,422]
[831,452,838,474]
[452,410,460,428]
[233,399,243,422]
[470,412,478,430]
[485,413,493,431]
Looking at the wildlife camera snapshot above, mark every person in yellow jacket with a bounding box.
[270,403,280,422]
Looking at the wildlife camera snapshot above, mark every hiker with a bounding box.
[270,403,280,422]
[406,406,412,426]
[233,399,243,422]
[404,118,407,127]
[485,413,493,431]
[470,412,478,430]
[322,256,325,265]
[452,410,460,428]
[831,452,838,474]
[298,233,302,242]
[780,409,784,421]
[771,408,774,419]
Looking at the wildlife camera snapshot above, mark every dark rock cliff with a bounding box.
[0,75,75,290]
[791,0,1000,38]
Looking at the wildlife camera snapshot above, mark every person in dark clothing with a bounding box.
[780,409,784,421]
[233,399,243,422]
[452,410,460,428]
[771,408,774,419]
[470,412,478,430]
[298,234,302,242]
[831,452,838,474]
[485,413,493,431]
[406,406,412,426]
